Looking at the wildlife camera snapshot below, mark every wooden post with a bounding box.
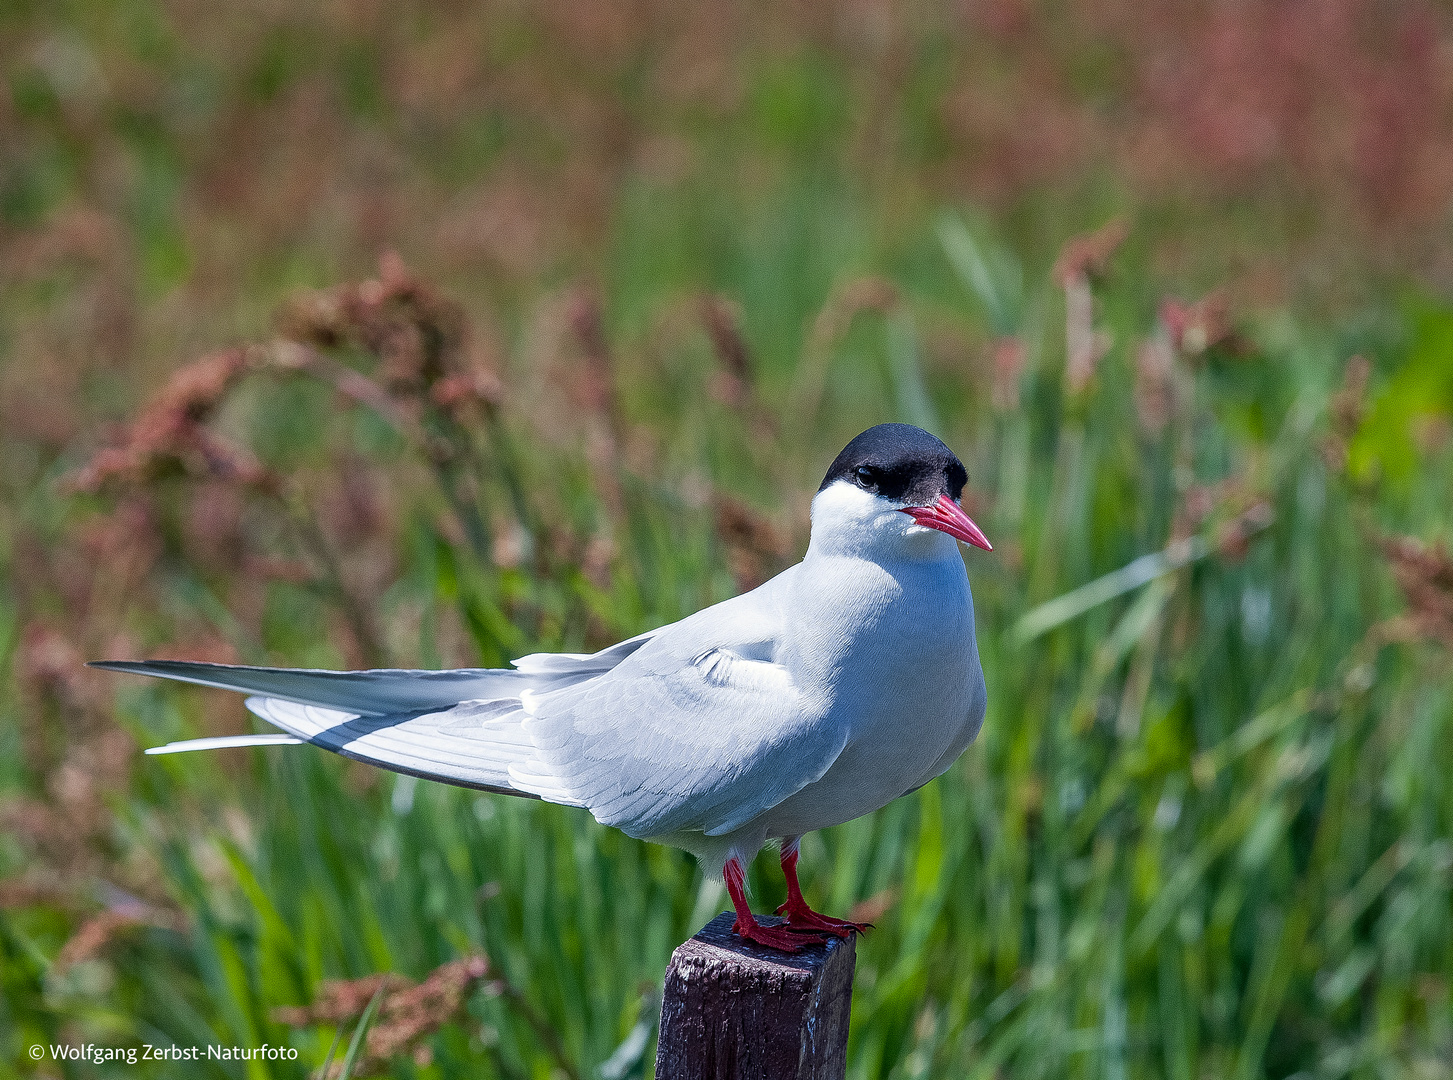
[656,912,857,1080]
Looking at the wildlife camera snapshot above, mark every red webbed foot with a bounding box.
[730,912,827,952]
[774,897,872,938]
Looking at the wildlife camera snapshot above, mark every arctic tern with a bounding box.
[94,423,991,951]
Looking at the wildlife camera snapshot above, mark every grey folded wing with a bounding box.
[99,639,659,798]
[511,614,848,839]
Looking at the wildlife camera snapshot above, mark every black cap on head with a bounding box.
[818,424,968,505]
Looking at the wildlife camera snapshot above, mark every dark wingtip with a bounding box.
[90,659,228,671]
[88,660,201,676]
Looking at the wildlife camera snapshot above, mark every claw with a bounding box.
[731,914,827,951]
[775,898,871,938]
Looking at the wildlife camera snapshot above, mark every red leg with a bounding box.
[724,856,826,952]
[775,840,871,937]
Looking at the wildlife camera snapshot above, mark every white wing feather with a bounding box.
[243,696,567,799]
[146,733,303,754]
[511,591,848,839]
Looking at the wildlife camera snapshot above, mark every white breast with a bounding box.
[759,545,984,837]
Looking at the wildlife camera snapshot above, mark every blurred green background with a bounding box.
[3,2,1452,1077]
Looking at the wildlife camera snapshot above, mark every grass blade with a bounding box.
[337,979,388,1080]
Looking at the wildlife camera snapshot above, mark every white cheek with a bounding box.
[810,481,889,528]
[808,481,917,551]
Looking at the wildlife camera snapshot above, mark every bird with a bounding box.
[93,423,991,952]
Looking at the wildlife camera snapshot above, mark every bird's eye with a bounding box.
[854,466,877,488]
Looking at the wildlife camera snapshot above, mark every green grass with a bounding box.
[3,8,1453,1078]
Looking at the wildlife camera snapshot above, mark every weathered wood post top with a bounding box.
[656,912,857,1080]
